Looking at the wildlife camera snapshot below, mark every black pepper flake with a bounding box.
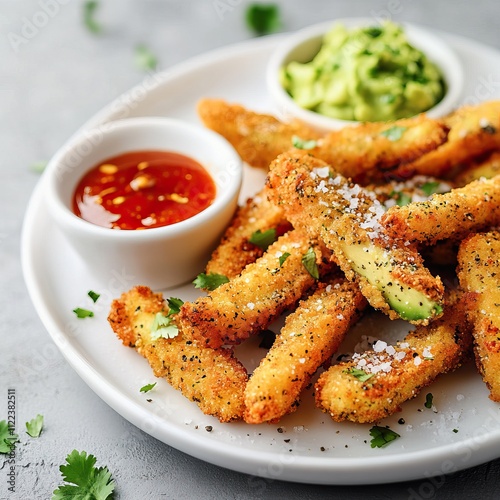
[398,418,405,425]
[205,425,213,432]
[277,427,284,433]
[284,439,290,443]
[320,446,326,452]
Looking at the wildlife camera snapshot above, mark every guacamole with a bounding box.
[281,22,445,122]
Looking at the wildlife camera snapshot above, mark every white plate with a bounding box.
[22,28,500,485]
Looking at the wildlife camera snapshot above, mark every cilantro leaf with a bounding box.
[420,181,441,197]
[26,414,44,438]
[193,272,229,291]
[245,3,281,36]
[292,136,318,150]
[150,313,179,340]
[166,297,184,316]
[345,367,374,382]
[88,290,100,303]
[140,383,156,393]
[0,420,18,454]
[395,192,412,207]
[73,308,94,319]
[135,44,158,71]
[424,392,434,409]
[83,1,102,34]
[301,247,319,279]
[369,426,400,448]
[279,252,291,267]
[249,228,277,250]
[380,125,407,142]
[53,450,115,500]
[30,160,48,173]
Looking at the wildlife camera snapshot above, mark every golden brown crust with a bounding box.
[310,114,448,184]
[457,231,500,401]
[244,277,367,424]
[197,98,321,169]
[107,286,248,422]
[381,175,500,245]
[205,187,291,279]
[266,151,444,323]
[397,100,500,179]
[454,150,500,187]
[178,229,333,348]
[315,298,472,423]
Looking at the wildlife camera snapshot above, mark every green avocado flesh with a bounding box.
[342,242,442,321]
[281,21,445,122]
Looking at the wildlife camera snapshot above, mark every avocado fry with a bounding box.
[266,151,444,323]
[315,295,472,424]
[244,276,367,424]
[381,175,500,246]
[205,186,291,280]
[107,286,248,422]
[457,231,500,402]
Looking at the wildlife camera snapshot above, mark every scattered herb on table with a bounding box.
[245,3,281,36]
[52,450,115,500]
[88,290,100,303]
[30,160,48,173]
[83,0,102,34]
[0,420,18,454]
[135,44,158,71]
[424,392,434,409]
[26,414,44,438]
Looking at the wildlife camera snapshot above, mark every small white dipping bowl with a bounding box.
[267,18,465,132]
[45,117,242,289]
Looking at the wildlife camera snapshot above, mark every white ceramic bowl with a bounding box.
[45,117,242,289]
[267,18,465,132]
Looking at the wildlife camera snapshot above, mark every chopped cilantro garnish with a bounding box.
[166,297,184,316]
[292,135,318,150]
[380,125,407,142]
[26,414,44,438]
[88,290,100,303]
[249,228,277,250]
[193,272,229,291]
[0,420,18,454]
[150,312,179,340]
[420,181,441,197]
[424,392,434,409]
[345,367,374,382]
[135,44,158,71]
[279,252,291,267]
[140,383,157,393]
[30,160,48,173]
[83,1,102,34]
[73,308,94,319]
[301,247,319,279]
[369,425,400,448]
[245,3,281,36]
[396,192,412,207]
[52,450,115,500]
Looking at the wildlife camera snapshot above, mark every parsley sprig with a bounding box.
[193,272,229,291]
[26,414,44,438]
[249,228,277,250]
[0,420,18,454]
[369,426,401,448]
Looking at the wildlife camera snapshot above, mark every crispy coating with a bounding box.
[205,187,291,279]
[315,299,472,423]
[457,231,500,401]
[179,229,333,348]
[381,175,500,245]
[309,114,448,184]
[244,277,367,424]
[266,151,444,323]
[107,286,247,422]
[197,98,321,169]
[397,100,500,179]
[455,150,500,187]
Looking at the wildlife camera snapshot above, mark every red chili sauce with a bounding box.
[73,150,216,230]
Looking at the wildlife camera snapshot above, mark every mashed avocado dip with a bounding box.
[281,22,445,122]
